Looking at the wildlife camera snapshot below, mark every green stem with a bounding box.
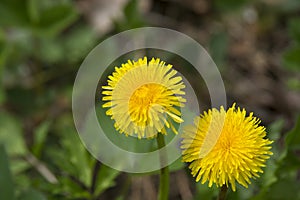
[156,133,169,200]
[217,185,228,200]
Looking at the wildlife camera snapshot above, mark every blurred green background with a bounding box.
[0,0,300,199]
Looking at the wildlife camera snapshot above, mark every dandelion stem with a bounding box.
[156,133,169,200]
[217,185,228,200]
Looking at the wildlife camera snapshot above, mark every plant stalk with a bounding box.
[217,185,228,200]
[156,133,169,200]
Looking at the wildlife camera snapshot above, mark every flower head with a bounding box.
[181,104,273,191]
[102,57,186,139]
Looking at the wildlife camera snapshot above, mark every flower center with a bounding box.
[129,83,165,109]
[128,83,170,129]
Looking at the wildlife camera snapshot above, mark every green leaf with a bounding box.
[46,120,94,199]
[0,31,11,106]
[282,45,300,71]
[61,133,92,186]
[37,38,64,63]
[288,18,300,43]
[280,0,300,12]
[6,87,37,116]
[268,118,284,139]
[63,25,98,63]
[124,0,138,22]
[53,176,91,199]
[194,181,218,200]
[0,145,15,200]
[0,107,30,176]
[209,32,229,68]
[213,0,249,12]
[18,189,46,200]
[27,0,40,24]
[34,4,78,36]
[259,156,278,188]
[0,29,11,68]
[275,115,300,178]
[32,121,51,158]
[264,178,300,200]
[285,115,300,149]
[0,0,30,27]
[50,114,92,187]
[119,0,144,29]
[266,118,283,160]
[287,78,300,91]
[0,112,27,156]
[226,183,256,200]
[94,164,120,196]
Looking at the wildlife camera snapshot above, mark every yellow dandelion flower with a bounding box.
[102,57,186,139]
[181,104,273,191]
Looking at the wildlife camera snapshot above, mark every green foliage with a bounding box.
[0,0,78,36]
[213,0,249,12]
[0,112,31,176]
[282,17,300,90]
[288,18,300,44]
[0,145,15,200]
[32,121,51,158]
[280,0,300,12]
[0,0,120,198]
[0,112,27,156]
[283,18,300,71]
[18,189,47,200]
[283,46,300,71]
[115,0,145,31]
[195,182,218,200]
[94,165,120,196]
[0,0,30,27]
[0,0,299,199]
[209,31,229,69]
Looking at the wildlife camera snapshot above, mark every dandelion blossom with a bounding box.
[181,104,273,191]
[102,57,186,139]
